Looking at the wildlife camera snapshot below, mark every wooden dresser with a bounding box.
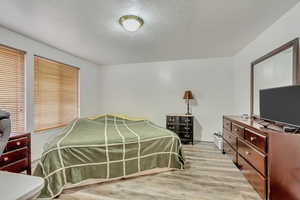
[223,116,300,200]
[0,133,31,175]
[166,114,194,144]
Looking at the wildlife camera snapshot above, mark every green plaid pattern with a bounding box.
[34,115,185,199]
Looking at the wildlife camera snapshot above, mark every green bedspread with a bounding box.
[34,114,185,199]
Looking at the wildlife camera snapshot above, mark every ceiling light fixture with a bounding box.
[119,15,144,32]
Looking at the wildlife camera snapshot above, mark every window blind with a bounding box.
[34,56,79,132]
[0,45,25,133]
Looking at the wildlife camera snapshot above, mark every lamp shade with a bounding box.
[183,90,194,100]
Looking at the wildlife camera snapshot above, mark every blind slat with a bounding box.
[0,45,25,133]
[34,56,79,132]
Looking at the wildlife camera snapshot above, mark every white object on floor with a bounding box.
[213,133,223,150]
[0,171,44,200]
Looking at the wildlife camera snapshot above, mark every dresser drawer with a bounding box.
[223,129,237,150]
[223,140,237,164]
[180,132,192,139]
[238,155,266,200]
[5,137,28,152]
[166,116,178,124]
[167,124,176,131]
[232,123,244,138]
[238,139,266,176]
[223,118,232,131]
[179,125,193,132]
[244,129,267,153]
[179,116,193,124]
[0,158,28,173]
[0,147,28,167]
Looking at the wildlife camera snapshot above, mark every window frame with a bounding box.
[0,43,26,133]
[33,55,80,132]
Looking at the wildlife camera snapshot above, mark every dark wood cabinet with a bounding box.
[223,116,267,200]
[238,139,266,176]
[268,133,300,200]
[223,140,237,164]
[238,154,267,199]
[166,115,194,144]
[223,115,300,200]
[0,133,31,174]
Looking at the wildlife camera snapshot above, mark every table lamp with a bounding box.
[183,90,194,115]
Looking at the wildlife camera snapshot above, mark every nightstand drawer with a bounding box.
[0,147,28,167]
[179,126,193,132]
[5,137,28,152]
[179,116,193,124]
[0,158,29,173]
[167,125,176,131]
[167,116,178,124]
[180,132,192,139]
[0,133,31,175]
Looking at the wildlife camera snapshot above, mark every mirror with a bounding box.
[251,38,299,116]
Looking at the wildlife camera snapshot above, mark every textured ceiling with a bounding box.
[0,0,299,65]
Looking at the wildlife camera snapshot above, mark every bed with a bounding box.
[34,114,185,199]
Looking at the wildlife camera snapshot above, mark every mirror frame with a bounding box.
[250,38,300,117]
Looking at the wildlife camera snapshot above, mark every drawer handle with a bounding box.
[16,142,21,146]
[250,136,256,142]
[3,157,8,161]
[245,151,251,156]
[184,127,190,130]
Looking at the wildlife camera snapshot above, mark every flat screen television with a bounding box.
[260,85,300,128]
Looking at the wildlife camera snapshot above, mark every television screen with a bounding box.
[260,85,300,127]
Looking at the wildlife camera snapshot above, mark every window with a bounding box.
[0,45,25,133]
[34,56,79,132]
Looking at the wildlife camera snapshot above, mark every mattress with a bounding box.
[34,114,185,199]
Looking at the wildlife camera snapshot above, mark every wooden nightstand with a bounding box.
[166,114,194,144]
[0,133,31,175]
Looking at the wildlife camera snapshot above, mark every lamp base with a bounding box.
[186,100,192,115]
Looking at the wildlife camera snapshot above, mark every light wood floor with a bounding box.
[57,142,261,200]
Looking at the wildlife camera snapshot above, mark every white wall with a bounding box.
[3,1,298,159]
[98,58,234,142]
[95,2,300,143]
[0,26,102,160]
[233,2,300,114]
[0,25,235,159]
